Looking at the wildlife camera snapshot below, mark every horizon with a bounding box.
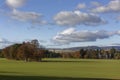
[0,0,120,49]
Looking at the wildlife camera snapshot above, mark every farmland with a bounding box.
[0,58,120,80]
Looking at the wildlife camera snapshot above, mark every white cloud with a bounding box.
[53,28,118,45]
[11,9,41,21]
[117,31,120,35]
[10,9,47,25]
[0,38,15,49]
[76,3,86,9]
[91,0,120,13]
[6,0,26,8]
[60,28,75,35]
[5,0,47,26]
[54,11,106,26]
[0,38,12,44]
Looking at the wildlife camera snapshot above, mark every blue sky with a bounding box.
[0,0,120,48]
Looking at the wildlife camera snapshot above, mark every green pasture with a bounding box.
[0,58,120,80]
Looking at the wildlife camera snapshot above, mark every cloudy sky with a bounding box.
[0,0,120,48]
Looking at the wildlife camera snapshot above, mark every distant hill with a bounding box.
[63,46,101,51]
[69,46,120,50]
[48,46,120,53]
[101,46,120,50]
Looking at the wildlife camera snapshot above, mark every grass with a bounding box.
[0,58,120,80]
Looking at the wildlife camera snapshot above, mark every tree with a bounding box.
[9,44,21,60]
[80,49,86,58]
[33,49,45,61]
[2,47,11,59]
[85,49,97,59]
[0,49,4,58]
[31,39,39,48]
[110,48,116,59]
[2,40,45,62]
[17,42,33,61]
[73,51,81,58]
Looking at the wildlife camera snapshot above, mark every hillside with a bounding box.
[48,46,120,53]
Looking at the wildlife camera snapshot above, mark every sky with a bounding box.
[0,0,120,49]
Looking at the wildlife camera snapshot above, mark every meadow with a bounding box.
[0,58,120,80]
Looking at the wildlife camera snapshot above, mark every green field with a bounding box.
[0,58,120,80]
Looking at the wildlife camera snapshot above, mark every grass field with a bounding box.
[0,58,120,80]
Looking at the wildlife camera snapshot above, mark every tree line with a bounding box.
[0,39,62,62]
[0,40,120,62]
[46,48,120,59]
[60,48,120,59]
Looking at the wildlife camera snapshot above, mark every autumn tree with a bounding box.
[2,40,46,62]
[17,42,34,61]
[73,51,81,58]
[2,46,11,59]
[0,49,4,58]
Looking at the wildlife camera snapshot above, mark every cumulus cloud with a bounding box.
[4,0,47,26]
[76,3,86,9]
[53,28,119,45]
[0,38,13,44]
[0,38,15,49]
[54,11,106,26]
[91,0,120,13]
[10,9,47,25]
[6,0,26,8]
[11,9,41,21]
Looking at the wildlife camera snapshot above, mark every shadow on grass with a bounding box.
[42,60,97,63]
[0,75,118,80]
[0,71,21,74]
